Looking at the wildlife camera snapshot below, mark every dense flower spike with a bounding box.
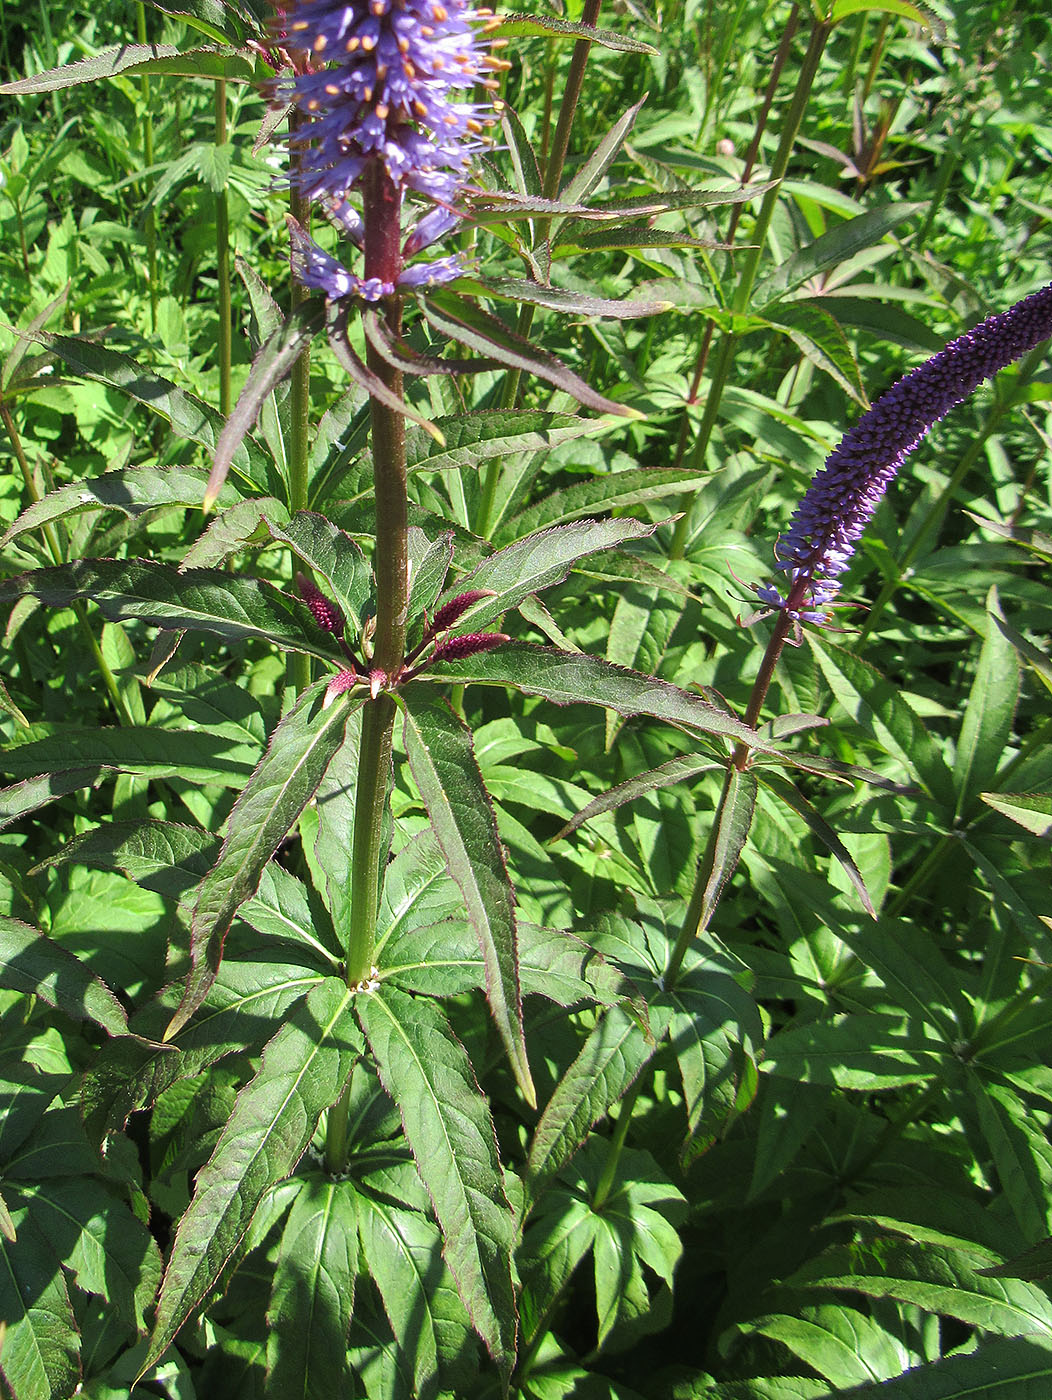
[296,571,347,634]
[280,0,498,205]
[761,281,1052,623]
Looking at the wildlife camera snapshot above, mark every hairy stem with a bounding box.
[215,79,232,420]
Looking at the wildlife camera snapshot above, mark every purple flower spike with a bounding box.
[765,281,1052,623]
[281,0,501,204]
[429,587,496,635]
[289,221,395,301]
[430,630,509,662]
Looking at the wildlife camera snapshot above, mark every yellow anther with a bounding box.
[361,33,375,49]
[433,2,448,18]
[346,35,360,49]
[375,102,389,119]
[313,33,328,50]
[414,99,428,117]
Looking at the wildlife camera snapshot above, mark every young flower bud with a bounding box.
[430,631,509,663]
[296,571,346,635]
[429,588,497,636]
[324,666,358,706]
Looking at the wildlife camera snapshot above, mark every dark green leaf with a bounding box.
[0,916,127,1037]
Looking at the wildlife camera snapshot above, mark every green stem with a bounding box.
[669,18,832,559]
[591,1079,642,1212]
[135,3,159,335]
[214,79,232,420]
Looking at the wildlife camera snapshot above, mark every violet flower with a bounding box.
[277,0,503,296]
[760,281,1052,623]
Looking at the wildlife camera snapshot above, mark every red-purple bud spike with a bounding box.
[430,631,509,663]
[429,589,497,636]
[296,572,346,636]
[324,667,357,707]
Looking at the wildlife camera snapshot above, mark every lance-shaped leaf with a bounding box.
[432,519,653,637]
[464,276,670,320]
[488,13,657,51]
[357,985,517,1374]
[142,978,363,1377]
[0,916,127,1037]
[0,559,340,663]
[0,770,109,830]
[0,44,256,93]
[167,687,358,1039]
[425,641,769,749]
[554,754,724,840]
[525,1004,668,1210]
[406,410,610,475]
[0,728,257,789]
[562,98,648,207]
[688,767,759,938]
[266,1177,359,1400]
[400,687,534,1107]
[206,299,325,509]
[1,465,240,549]
[0,1210,79,1400]
[327,305,445,443]
[362,308,499,376]
[497,466,710,539]
[11,329,273,489]
[266,511,373,632]
[756,771,875,917]
[420,292,640,418]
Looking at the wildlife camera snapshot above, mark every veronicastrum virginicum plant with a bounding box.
[0,0,779,1393]
[3,2,1052,1398]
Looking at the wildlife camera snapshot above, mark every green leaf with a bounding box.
[355,1173,474,1397]
[143,978,363,1376]
[357,985,517,1374]
[434,519,653,635]
[0,44,257,92]
[20,1177,161,1329]
[790,1236,1052,1338]
[554,755,719,841]
[952,587,1019,820]
[266,1177,359,1400]
[971,1077,1052,1242]
[497,468,711,542]
[756,771,874,916]
[470,275,670,320]
[753,204,925,308]
[526,1005,664,1207]
[0,769,106,830]
[735,1305,910,1388]
[0,1212,79,1400]
[426,641,767,749]
[206,300,324,508]
[762,1013,948,1089]
[267,510,374,632]
[686,767,758,936]
[400,687,533,1106]
[0,728,256,788]
[980,792,1052,838]
[1,465,237,549]
[0,559,341,663]
[829,0,944,34]
[487,13,658,53]
[807,634,954,806]
[406,409,611,476]
[13,330,273,490]
[168,685,356,1038]
[0,915,127,1036]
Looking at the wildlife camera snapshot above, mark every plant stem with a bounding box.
[669,17,832,559]
[346,163,408,988]
[591,1078,642,1212]
[136,2,159,335]
[214,79,232,420]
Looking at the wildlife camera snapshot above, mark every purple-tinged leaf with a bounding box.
[562,98,647,207]
[142,979,363,1377]
[553,225,726,254]
[419,293,640,418]
[689,767,759,937]
[166,686,358,1038]
[0,559,340,663]
[406,410,607,476]
[327,306,445,443]
[399,687,534,1107]
[268,511,374,631]
[357,984,517,1374]
[425,641,770,750]
[362,308,498,376]
[0,770,107,831]
[499,105,543,200]
[756,770,874,917]
[0,916,128,1037]
[206,299,324,508]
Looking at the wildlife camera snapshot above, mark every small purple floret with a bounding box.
[764,281,1052,623]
